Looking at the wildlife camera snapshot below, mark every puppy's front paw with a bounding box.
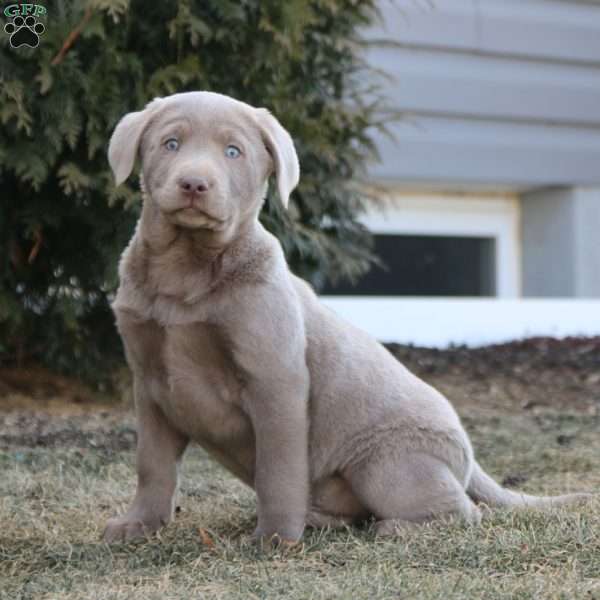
[252,523,304,549]
[102,513,167,543]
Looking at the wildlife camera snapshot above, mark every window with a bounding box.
[323,234,496,296]
[320,192,520,298]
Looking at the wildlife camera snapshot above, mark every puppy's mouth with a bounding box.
[171,206,230,231]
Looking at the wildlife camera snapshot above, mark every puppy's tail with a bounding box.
[466,461,591,509]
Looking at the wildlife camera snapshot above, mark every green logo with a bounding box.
[4,4,46,17]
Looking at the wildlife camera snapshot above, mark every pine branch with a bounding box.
[51,5,94,66]
[27,226,44,264]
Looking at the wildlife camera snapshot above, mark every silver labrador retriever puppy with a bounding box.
[103,91,589,544]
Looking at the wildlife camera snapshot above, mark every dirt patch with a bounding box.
[0,409,136,452]
[1,336,599,450]
[0,365,100,410]
[0,364,134,451]
[386,336,600,413]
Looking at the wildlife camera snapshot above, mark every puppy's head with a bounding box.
[108,92,299,241]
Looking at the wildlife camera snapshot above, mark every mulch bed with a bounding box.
[1,336,599,450]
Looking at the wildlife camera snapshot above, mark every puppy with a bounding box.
[103,91,590,543]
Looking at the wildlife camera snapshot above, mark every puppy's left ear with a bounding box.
[108,98,163,186]
[255,108,300,209]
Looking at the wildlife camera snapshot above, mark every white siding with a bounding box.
[365,0,600,188]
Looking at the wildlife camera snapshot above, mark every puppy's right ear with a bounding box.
[108,98,162,185]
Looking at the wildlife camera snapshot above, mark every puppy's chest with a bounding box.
[157,323,251,443]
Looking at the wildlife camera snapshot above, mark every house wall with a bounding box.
[323,0,600,345]
[364,0,600,189]
[522,187,600,297]
[575,189,600,297]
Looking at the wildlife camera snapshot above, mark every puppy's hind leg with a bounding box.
[346,452,481,537]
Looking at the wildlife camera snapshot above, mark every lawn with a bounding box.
[1,340,600,599]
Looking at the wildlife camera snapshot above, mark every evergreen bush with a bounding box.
[0,0,386,385]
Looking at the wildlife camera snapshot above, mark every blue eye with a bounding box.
[225,145,241,159]
[165,138,179,151]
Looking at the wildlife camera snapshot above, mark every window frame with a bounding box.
[358,191,521,298]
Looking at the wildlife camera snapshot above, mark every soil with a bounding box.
[0,365,135,452]
[1,336,599,451]
[386,336,600,414]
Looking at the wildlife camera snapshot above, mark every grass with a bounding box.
[2,409,600,599]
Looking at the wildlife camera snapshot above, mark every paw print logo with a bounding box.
[4,15,45,48]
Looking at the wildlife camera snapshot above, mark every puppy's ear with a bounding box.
[108,98,163,186]
[255,108,300,209]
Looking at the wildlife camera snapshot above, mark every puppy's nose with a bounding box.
[177,176,211,195]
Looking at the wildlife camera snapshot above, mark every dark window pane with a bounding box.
[323,235,496,296]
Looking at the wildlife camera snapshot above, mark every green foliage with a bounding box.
[0,0,386,384]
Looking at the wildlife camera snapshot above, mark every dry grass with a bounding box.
[1,405,600,599]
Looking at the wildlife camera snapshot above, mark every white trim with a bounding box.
[360,192,521,298]
[320,297,600,347]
